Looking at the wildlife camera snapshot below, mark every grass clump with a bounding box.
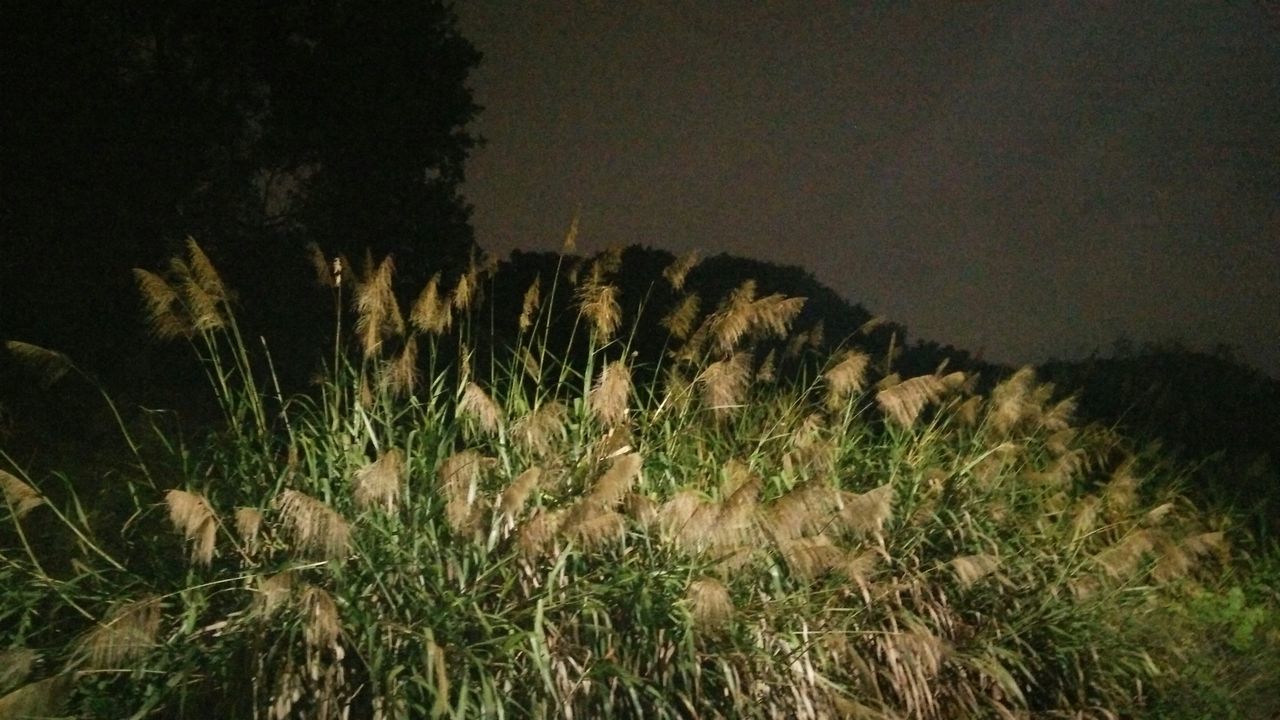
[1,239,1273,718]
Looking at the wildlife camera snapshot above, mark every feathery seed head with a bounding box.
[685,577,733,629]
[512,401,568,457]
[1,468,44,519]
[354,255,403,358]
[661,293,701,340]
[561,213,579,254]
[562,507,627,549]
[585,452,642,509]
[235,507,264,554]
[949,554,1001,588]
[577,280,621,339]
[497,467,543,521]
[165,489,217,566]
[458,382,503,436]
[857,316,887,335]
[410,273,452,335]
[990,367,1037,435]
[306,242,338,288]
[184,238,227,301]
[519,276,542,332]
[589,360,633,427]
[452,265,476,312]
[662,251,700,291]
[697,352,751,419]
[517,508,565,559]
[75,596,163,671]
[623,492,659,526]
[353,448,406,513]
[876,374,952,428]
[384,336,419,397]
[778,535,844,580]
[755,349,777,383]
[132,269,191,339]
[276,489,351,560]
[256,571,295,616]
[438,450,493,536]
[301,585,341,649]
[824,350,870,411]
[839,483,894,537]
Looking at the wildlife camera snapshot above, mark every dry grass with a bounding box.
[588,360,632,428]
[354,255,404,358]
[576,280,621,340]
[824,350,870,412]
[458,382,503,436]
[0,673,75,719]
[8,242,1258,719]
[1,468,44,519]
[165,489,217,566]
[276,489,351,560]
[74,596,163,671]
[5,340,74,387]
[519,275,542,332]
[697,352,752,418]
[662,251,700,291]
[410,273,452,336]
[511,401,568,457]
[876,372,963,428]
[686,577,733,629]
[661,293,701,340]
[353,448,405,513]
[438,450,492,536]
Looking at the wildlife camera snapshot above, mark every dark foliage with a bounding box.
[1042,345,1280,535]
[1,0,482,390]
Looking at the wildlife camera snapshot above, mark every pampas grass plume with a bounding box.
[661,293,701,340]
[76,596,163,671]
[1,468,44,519]
[165,489,217,566]
[411,273,452,336]
[519,276,542,332]
[353,448,405,513]
[662,251,699,291]
[686,577,733,629]
[458,382,503,436]
[276,489,351,560]
[577,280,621,340]
[589,360,632,427]
[512,401,567,457]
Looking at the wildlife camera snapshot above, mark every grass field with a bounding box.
[2,239,1277,718]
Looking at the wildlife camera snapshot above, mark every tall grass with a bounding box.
[1,239,1271,718]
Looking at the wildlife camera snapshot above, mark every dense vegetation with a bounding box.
[3,241,1276,718]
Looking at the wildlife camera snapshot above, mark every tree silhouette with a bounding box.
[1,0,482,378]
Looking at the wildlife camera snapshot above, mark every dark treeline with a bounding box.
[1,0,482,392]
[1042,345,1280,535]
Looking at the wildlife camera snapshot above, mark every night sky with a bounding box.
[457,2,1280,377]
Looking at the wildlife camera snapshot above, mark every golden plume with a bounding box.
[518,275,542,332]
[1,468,44,519]
[823,350,870,412]
[74,596,163,671]
[410,273,452,335]
[353,448,406,513]
[276,489,351,560]
[662,251,700,291]
[589,360,632,427]
[458,382,503,436]
[577,280,621,340]
[165,489,217,566]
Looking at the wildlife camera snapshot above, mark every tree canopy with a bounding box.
[1,0,482,369]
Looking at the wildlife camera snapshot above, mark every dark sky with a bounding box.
[457,2,1280,376]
